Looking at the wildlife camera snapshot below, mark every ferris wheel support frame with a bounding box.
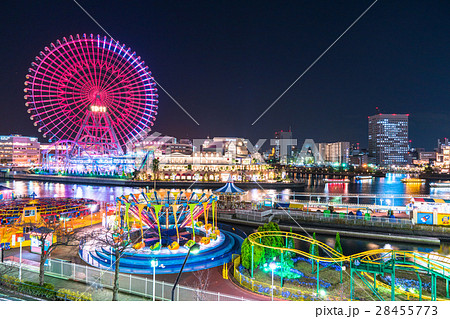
[71,109,123,156]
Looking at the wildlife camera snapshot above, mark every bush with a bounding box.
[19,281,57,300]
[1,275,91,301]
[57,288,92,301]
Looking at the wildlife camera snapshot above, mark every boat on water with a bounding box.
[430,182,450,188]
[401,178,425,183]
[355,175,373,180]
[324,178,350,183]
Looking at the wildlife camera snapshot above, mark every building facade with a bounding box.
[317,141,350,164]
[368,113,409,166]
[435,146,450,173]
[0,135,40,166]
[273,130,295,164]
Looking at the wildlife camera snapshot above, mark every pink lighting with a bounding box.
[25,34,158,155]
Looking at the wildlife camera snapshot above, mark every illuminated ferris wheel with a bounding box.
[24,34,158,156]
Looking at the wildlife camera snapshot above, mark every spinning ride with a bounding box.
[0,198,100,250]
[25,34,158,170]
[80,190,244,274]
[117,190,219,248]
[213,180,246,210]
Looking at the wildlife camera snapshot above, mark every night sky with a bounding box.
[0,1,448,150]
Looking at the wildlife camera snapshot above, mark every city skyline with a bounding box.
[0,1,448,150]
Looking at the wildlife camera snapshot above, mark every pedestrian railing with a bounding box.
[1,257,246,301]
[277,210,413,225]
[232,256,345,301]
[235,209,273,222]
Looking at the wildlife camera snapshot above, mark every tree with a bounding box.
[21,219,80,286]
[334,232,343,254]
[240,238,265,270]
[152,158,160,189]
[82,226,140,301]
[192,269,211,301]
[257,222,284,260]
[285,227,295,258]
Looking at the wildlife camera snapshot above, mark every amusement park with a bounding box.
[0,31,448,306]
[0,2,449,316]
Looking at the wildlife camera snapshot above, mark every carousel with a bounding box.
[213,180,246,210]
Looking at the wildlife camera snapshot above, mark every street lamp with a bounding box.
[269,261,277,301]
[150,259,158,301]
[18,237,25,280]
[171,243,200,301]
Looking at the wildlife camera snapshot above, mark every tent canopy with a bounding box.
[213,181,245,195]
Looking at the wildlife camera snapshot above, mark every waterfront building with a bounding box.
[437,138,450,152]
[317,141,350,165]
[201,137,250,164]
[349,148,369,166]
[435,146,450,173]
[368,113,409,166]
[165,140,193,155]
[413,151,436,166]
[151,136,267,181]
[127,134,177,154]
[0,135,40,167]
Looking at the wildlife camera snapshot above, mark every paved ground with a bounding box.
[3,244,274,301]
[0,288,38,301]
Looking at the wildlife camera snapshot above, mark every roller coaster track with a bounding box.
[248,231,450,300]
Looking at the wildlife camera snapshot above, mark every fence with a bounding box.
[1,257,246,301]
[235,209,273,222]
[232,256,345,301]
[278,210,413,225]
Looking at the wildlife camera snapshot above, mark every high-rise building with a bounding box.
[0,135,40,166]
[317,142,350,164]
[273,130,295,164]
[368,113,409,166]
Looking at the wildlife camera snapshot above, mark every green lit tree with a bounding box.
[334,232,343,254]
[240,238,265,270]
[285,227,295,258]
[257,222,283,260]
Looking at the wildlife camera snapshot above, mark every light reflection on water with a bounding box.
[2,174,450,254]
[2,173,449,204]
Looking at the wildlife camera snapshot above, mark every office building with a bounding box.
[368,113,409,166]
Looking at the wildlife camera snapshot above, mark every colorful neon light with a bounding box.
[25,34,158,153]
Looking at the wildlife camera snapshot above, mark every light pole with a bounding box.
[151,259,158,301]
[18,237,25,280]
[269,261,277,301]
[171,243,200,301]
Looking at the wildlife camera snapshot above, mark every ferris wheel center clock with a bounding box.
[24,34,159,157]
[90,105,107,113]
